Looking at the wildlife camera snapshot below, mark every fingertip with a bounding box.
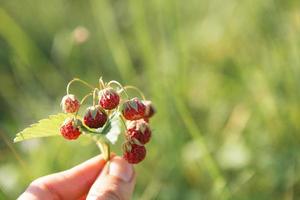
[107,156,134,182]
[87,156,136,200]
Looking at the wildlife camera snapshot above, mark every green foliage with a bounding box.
[81,111,121,137]
[14,113,69,142]
[14,111,121,144]
[1,0,300,199]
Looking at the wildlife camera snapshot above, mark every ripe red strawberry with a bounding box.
[123,143,146,164]
[99,88,120,110]
[60,118,82,140]
[122,98,146,120]
[142,100,156,120]
[61,94,80,113]
[83,106,107,128]
[126,120,151,145]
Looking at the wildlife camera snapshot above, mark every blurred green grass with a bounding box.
[1,0,300,199]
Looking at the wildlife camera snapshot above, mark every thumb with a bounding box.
[86,156,136,200]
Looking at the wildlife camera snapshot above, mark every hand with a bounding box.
[18,155,136,200]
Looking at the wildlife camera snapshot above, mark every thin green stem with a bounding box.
[99,77,106,90]
[108,80,129,99]
[123,85,146,100]
[66,78,95,94]
[92,88,99,106]
[120,115,128,130]
[73,92,93,117]
[80,93,93,105]
[96,140,110,161]
[87,135,110,161]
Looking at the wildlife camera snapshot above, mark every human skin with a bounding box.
[18,155,136,200]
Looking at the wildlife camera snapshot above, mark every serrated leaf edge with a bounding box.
[14,113,70,143]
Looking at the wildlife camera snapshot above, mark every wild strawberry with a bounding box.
[122,98,146,120]
[142,100,156,120]
[123,143,146,164]
[99,88,120,110]
[60,118,82,140]
[126,120,151,145]
[61,94,80,113]
[83,106,108,128]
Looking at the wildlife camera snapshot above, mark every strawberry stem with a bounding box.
[96,140,110,161]
[123,85,146,100]
[66,78,95,94]
[92,88,99,106]
[120,115,128,130]
[87,135,110,161]
[80,93,93,105]
[108,80,129,99]
[99,77,106,90]
[72,92,94,117]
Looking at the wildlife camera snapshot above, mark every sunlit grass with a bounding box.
[1,0,300,199]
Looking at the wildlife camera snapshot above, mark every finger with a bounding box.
[86,156,136,200]
[19,154,112,200]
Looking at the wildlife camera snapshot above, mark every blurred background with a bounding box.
[0,0,300,199]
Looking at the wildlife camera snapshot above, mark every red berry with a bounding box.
[83,106,107,128]
[123,143,146,164]
[122,98,146,120]
[99,88,120,110]
[126,120,151,145]
[61,94,80,113]
[60,118,82,140]
[142,100,156,120]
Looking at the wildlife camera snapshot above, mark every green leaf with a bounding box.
[85,111,121,144]
[14,113,70,143]
[83,111,121,144]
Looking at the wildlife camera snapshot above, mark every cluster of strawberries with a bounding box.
[60,80,155,164]
[122,99,155,163]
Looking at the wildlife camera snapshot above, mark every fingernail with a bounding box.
[108,157,133,182]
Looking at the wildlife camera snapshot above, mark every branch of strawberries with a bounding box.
[15,77,155,164]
